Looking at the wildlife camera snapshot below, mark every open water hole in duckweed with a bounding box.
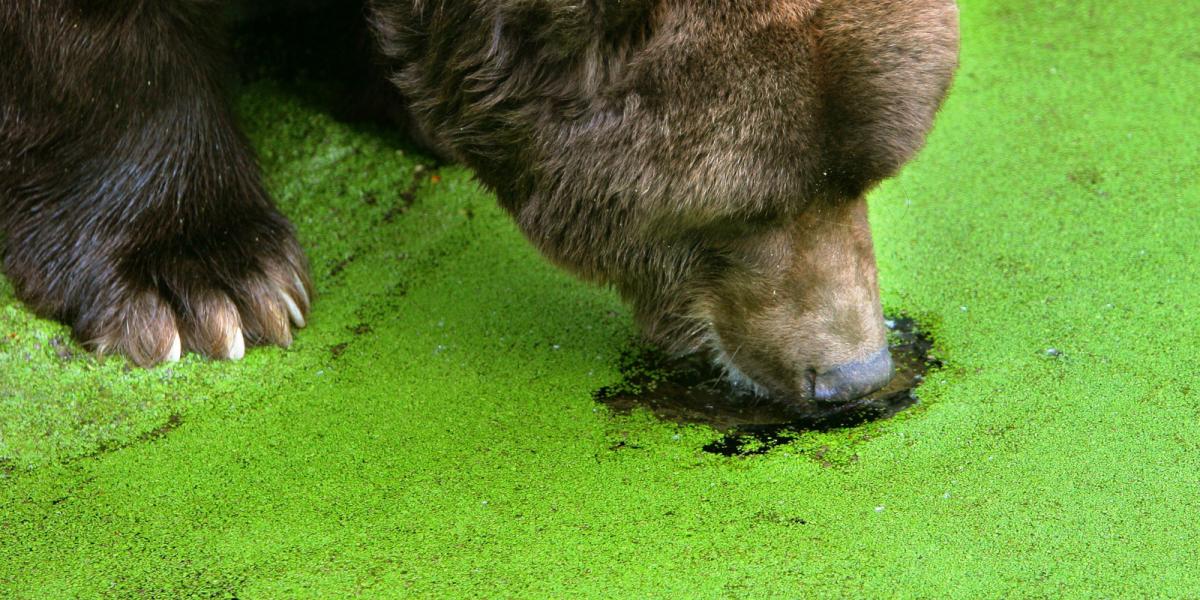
[594,317,941,457]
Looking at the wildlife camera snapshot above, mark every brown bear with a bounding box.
[0,1,958,406]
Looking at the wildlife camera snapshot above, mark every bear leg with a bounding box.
[0,2,312,366]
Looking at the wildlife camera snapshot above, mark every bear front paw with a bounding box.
[5,216,314,368]
[80,241,313,367]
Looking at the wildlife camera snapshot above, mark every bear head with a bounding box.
[371,0,959,405]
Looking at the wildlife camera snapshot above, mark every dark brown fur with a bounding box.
[0,1,312,365]
[0,1,957,404]
[371,0,958,400]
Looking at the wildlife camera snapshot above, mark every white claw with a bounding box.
[280,290,306,329]
[226,327,245,360]
[165,332,182,363]
[292,272,310,307]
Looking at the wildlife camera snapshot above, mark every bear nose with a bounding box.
[812,347,894,403]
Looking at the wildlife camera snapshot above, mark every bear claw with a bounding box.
[224,326,246,361]
[281,289,306,329]
[78,253,311,367]
[166,332,182,363]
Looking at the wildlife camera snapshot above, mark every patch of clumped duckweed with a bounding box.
[595,317,940,456]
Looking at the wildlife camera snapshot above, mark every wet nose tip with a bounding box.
[813,348,894,403]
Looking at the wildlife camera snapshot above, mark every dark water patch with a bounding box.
[328,252,357,278]
[68,412,185,467]
[383,165,439,223]
[594,317,941,457]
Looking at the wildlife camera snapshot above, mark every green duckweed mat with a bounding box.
[2,0,1198,596]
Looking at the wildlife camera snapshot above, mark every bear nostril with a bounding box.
[812,348,894,403]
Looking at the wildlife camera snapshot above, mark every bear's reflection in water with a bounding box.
[595,317,940,456]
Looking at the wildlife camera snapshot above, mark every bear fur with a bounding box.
[0,0,958,404]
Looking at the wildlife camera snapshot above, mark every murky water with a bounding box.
[595,317,940,456]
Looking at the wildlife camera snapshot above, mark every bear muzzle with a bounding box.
[811,346,895,403]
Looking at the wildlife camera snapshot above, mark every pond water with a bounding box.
[595,317,940,456]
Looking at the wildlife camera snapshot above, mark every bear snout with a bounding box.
[811,347,895,403]
[688,196,892,406]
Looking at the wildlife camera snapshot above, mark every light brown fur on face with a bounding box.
[694,197,886,399]
[370,0,959,405]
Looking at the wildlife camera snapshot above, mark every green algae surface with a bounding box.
[3,0,1199,596]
